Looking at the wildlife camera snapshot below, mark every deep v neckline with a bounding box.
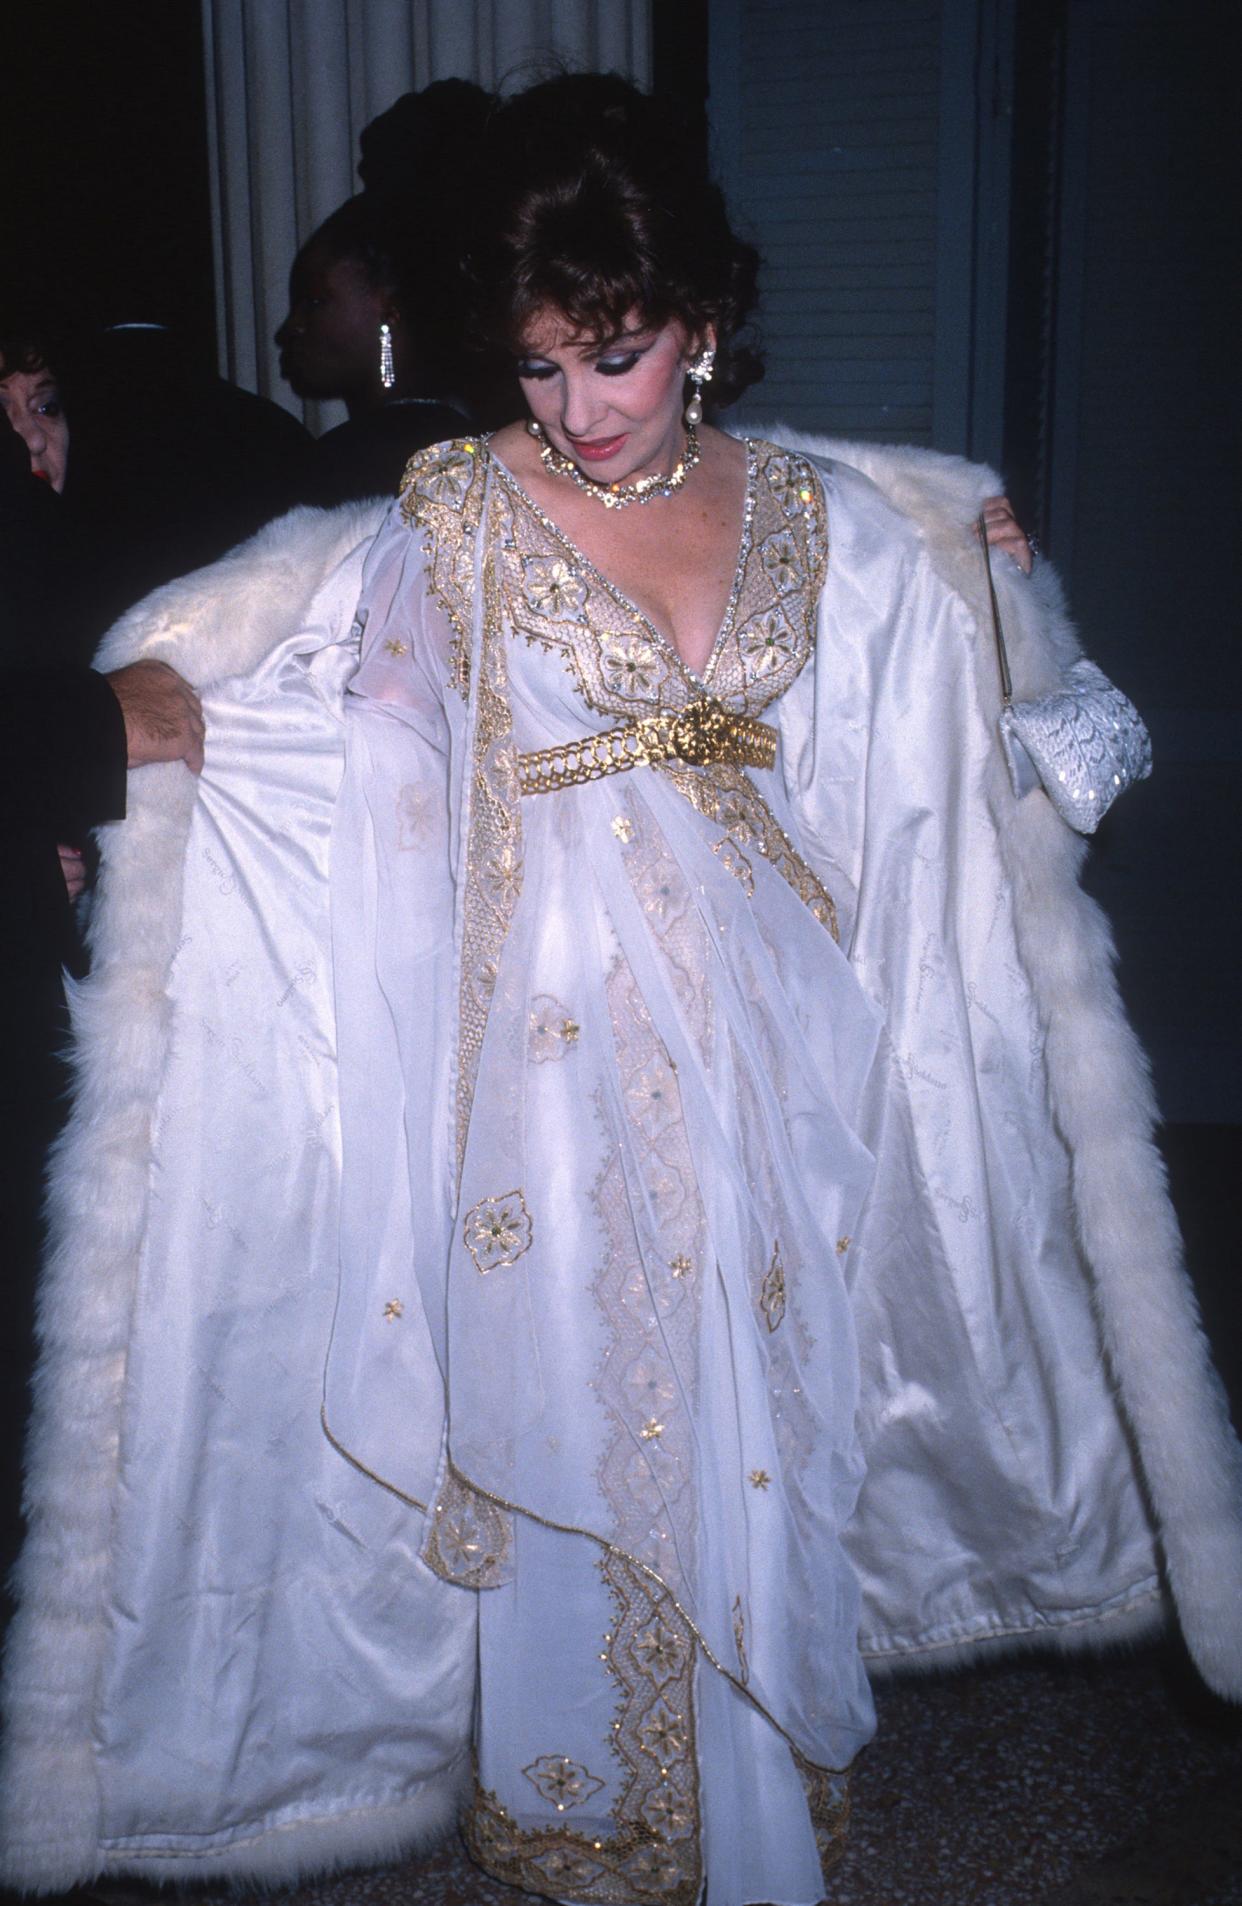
[490,438,759,688]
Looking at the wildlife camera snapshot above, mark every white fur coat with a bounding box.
[2,441,1239,1893]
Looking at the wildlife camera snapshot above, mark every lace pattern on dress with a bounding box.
[464,1550,702,1905]
[421,1463,514,1589]
[793,1746,851,1881]
[456,546,524,1187]
[591,906,707,1590]
[661,760,840,941]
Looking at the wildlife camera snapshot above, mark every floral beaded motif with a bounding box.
[463,1190,533,1274]
[529,995,580,1062]
[421,1464,514,1589]
[522,1755,607,1812]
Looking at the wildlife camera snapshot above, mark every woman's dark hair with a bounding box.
[308,81,497,400]
[358,78,496,193]
[306,190,464,398]
[0,325,60,382]
[467,73,763,409]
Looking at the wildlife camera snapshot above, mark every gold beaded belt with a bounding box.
[518,696,778,795]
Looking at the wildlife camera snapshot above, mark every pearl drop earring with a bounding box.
[684,347,715,427]
[526,418,543,438]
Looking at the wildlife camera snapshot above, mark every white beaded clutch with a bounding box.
[1000,659,1153,833]
[980,521,1152,834]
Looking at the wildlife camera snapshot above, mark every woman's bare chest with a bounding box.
[573,509,740,675]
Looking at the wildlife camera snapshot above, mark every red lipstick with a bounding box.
[567,432,628,463]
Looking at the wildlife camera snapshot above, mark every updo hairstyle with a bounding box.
[358,78,496,193]
[468,73,764,410]
[306,191,460,398]
[313,80,495,399]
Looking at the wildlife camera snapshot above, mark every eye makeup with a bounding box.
[515,331,654,382]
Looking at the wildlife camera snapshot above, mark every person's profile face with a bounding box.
[275,241,391,400]
[0,359,70,492]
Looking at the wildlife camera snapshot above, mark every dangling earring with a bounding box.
[379,322,395,390]
[526,418,543,438]
[684,346,715,427]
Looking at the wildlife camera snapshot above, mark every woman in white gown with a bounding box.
[340,431,879,1899]
[331,80,903,1900]
[4,71,1240,1906]
[322,74,1238,1903]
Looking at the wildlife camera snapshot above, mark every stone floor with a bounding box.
[6,1638,1237,1906]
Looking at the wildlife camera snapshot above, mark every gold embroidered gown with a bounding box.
[327,435,1174,1903]
[330,437,885,1901]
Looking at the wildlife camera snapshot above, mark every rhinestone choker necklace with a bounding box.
[538,424,700,509]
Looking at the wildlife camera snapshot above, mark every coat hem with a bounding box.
[3,1754,468,1895]
[862,1582,1165,1677]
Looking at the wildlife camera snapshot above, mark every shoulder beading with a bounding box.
[398,437,489,697]
[399,436,488,527]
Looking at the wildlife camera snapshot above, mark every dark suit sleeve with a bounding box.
[0,667,128,833]
[2,413,126,831]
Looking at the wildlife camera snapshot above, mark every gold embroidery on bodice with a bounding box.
[489,440,839,936]
[493,440,827,724]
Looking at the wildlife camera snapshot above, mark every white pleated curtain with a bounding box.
[202,0,652,431]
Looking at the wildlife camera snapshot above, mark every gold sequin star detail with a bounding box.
[748,1469,771,1490]
[382,639,408,658]
[640,1418,665,1442]
[836,1236,851,1255]
[383,1299,404,1321]
[669,1254,693,1280]
[560,1019,580,1045]
[611,814,634,843]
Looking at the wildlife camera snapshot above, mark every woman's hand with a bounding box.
[981,495,1035,575]
[58,844,87,903]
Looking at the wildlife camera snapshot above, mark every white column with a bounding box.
[202,0,652,429]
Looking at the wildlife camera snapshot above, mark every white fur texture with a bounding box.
[0,505,399,1893]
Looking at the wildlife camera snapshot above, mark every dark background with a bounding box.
[4,3,215,367]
